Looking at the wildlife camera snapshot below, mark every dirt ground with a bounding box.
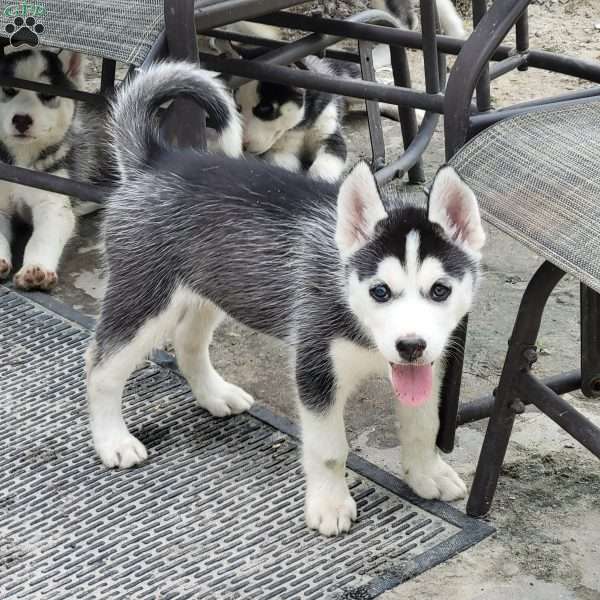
[21,1,600,598]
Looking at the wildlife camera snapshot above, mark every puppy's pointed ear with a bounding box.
[58,50,86,87]
[428,165,486,252]
[336,162,387,258]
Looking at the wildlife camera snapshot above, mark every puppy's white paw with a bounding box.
[0,258,11,279]
[308,158,345,183]
[14,264,57,290]
[94,432,148,469]
[404,456,467,501]
[196,380,254,417]
[267,153,302,173]
[305,487,357,536]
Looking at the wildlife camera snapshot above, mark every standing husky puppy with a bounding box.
[87,62,485,536]
[0,48,101,290]
[236,57,351,183]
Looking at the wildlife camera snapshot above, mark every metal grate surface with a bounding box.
[0,287,492,599]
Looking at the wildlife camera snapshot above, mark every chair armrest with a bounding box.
[444,0,531,158]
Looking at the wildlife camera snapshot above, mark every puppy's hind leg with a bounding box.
[87,340,153,469]
[87,291,183,468]
[174,300,254,417]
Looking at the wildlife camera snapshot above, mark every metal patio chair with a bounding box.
[433,0,600,517]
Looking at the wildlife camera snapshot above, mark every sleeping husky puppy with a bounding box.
[0,48,109,290]
[235,57,354,183]
[87,62,486,536]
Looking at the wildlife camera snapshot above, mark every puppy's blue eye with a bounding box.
[430,282,451,302]
[370,283,391,303]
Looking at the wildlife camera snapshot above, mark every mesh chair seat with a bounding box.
[0,0,165,65]
[0,0,308,65]
[450,99,600,294]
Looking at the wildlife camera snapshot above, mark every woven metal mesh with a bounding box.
[450,99,600,294]
[0,0,163,65]
[0,287,492,599]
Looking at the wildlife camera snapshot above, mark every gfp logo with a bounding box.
[3,2,46,18]
[3,2,45,47]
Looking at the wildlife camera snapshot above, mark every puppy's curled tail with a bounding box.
[110,61,242,179]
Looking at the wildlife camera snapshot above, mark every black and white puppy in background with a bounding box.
[87,62,486,537]
[235,55,419,184]
[236,56,354,183]
[0,48,110,290]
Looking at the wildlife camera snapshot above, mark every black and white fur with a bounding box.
[236,56,353,183]
[0,48,112,290]
[87,62,485,537]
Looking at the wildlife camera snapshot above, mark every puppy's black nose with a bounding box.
[12,114,32,134]
[396,337,427,362]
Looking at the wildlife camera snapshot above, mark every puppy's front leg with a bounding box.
[0,211,13,279]
[14,194,75,290]
[307,130,347,183]
[396,366,467,501]
[299,384,356,537]
[266,151,302,173]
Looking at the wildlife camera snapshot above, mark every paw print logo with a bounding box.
[5,16,44,48]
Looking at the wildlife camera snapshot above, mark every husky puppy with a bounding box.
[236,57,352,183]
[235,56,401,183]
[87,62,485,537]
[0,48,110,290]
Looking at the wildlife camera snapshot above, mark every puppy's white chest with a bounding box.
[329,338,388,391]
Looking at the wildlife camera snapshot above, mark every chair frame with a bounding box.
[0,0,446,199]
[440,0,600,517]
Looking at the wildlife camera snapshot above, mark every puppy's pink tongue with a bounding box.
[390,363,433,407]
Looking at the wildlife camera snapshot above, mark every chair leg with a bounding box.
[580,284,600,398]
[467,261,565,517]
[437,316,468,453]
[389,45,425,184]
[358,40,386,173]
[162,0,207,149]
